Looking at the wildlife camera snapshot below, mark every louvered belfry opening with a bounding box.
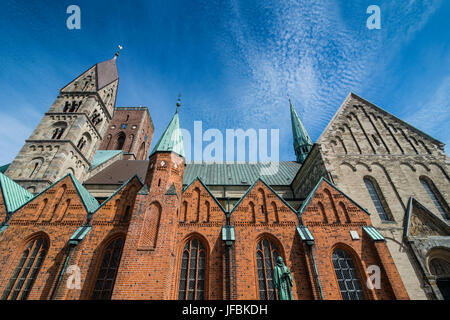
[178,238,206,300]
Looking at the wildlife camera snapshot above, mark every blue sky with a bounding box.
[0,0,449,164]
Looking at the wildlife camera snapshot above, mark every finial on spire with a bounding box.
[176,93,181,113]
[287,94,293,107]
[114,45,123,60]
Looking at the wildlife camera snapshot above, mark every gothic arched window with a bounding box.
[178,238,206,300]
[332,249,365,300]
[256,238,279,300]
[115,133,126,150]
[420,177,448,220]
[91,237,125,300]
[2,237,48,300]
[363,177,391,221]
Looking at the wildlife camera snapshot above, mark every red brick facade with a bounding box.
[99,107,154,160]
[0,153,409,300]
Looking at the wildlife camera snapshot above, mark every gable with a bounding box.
[299,177,371,225]
[405,197,450,238]
[60,65,97,93]
[317,92,444,156]
[181,178,225,224]
[90,175,142,223]
[8,175,90,223]
[230,178,298,224]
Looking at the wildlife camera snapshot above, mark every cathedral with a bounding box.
[0,54,448,300]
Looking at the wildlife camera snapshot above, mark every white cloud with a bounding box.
[405,76,450,152]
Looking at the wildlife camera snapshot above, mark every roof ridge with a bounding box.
[69,174,100,214]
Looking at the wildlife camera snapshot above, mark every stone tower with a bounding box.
[5,55,119,193]
[290,99,313,163]
[99,106,154,160]
[113,104,185,299]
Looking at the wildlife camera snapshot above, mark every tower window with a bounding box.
[364,177,391,221]
[256,238,279,300]
[332,249,365,300]
[2,237,48,300]
[115,133,126,150]
[121,124,127,129]
[178,238,206,300]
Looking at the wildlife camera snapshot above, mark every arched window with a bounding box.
[429,257,450,300]
[363,177,391,221]
[178,238,206,300]
[256,238,279,300]
[2,237,48,300]
[91,237,125,300]
[420,177,448,220]
[332,249,365,300]
[115,133,126,150]
[28,158,44,179]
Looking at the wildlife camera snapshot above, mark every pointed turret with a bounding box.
[149,99,185,158]
[290,99,313,163]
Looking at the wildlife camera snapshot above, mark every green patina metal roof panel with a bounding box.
[150,111,185,158]
[363,226,385,241]
[0,164,10,173]
[183,162,301,186]
[297,225,315,241]
[0,224,9,234]
[290,102,313,163]
[0,172,34,213]
[222,226,235,241]
[165,183,177,196]
[69,225,92,245]
[69,174,100,214]
[91,150,122,169]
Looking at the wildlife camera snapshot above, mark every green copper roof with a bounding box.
[0,172,34,214]
[0,164,10,173]
[69,174,100,214]
[150,110,185,158]
[165,183,178,196]
[296,225,315,242]
[183,162,301,186]
[363,226,385,241]
[222,226,235,241]
[69,225,92,245]
[91,150,122,169]
[290,101,313,163]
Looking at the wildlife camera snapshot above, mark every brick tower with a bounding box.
[112,101,185,299]
[99,107,154,160]
[5,54,120,193]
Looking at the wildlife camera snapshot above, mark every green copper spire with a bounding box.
[149,98,185,158]
[290,98,313,163]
